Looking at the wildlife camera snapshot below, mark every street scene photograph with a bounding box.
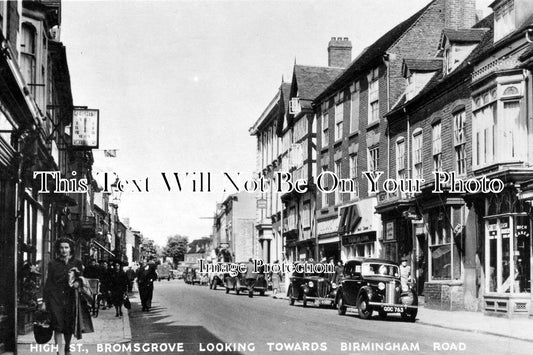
[1,0,533,354]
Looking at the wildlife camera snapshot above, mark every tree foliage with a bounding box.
[140,238,159,261]
[163,235,189,264]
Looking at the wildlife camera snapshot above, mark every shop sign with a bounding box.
[386,222,395,240]
[342,232,376,246]
[72,109,99,148]
[317,218,339,236]
[256,198,267,209]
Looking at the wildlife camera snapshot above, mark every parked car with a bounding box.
[336,258,418,322]
[287,263,337,307]
[184,267,201,285]
[170,269,182,279]
[208,263,229,290]
[225,270,268,296]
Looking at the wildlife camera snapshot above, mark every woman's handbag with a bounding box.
[123,294,131,310]
[33,310,53,344]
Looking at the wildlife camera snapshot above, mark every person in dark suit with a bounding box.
[43,237,84,355]
[245,258,257,298]
[136,261,157,311]
[109,261,129,317]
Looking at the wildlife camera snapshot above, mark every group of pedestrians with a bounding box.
[84,258,130,317]
[41,237,160,355]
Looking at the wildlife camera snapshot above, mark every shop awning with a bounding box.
[93,240,115,257]
[338,204,362,234]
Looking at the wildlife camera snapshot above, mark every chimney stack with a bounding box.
[445,0,476,29]
[328,37,352,68]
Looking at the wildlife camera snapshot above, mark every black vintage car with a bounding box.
[287,263,337,307]
[184,266,201,285]
[336,258,418,322]
[225,267,268,296]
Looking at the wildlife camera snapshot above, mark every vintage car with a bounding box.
[336,258,418,322]
[287,263,337,307]
[208,263,229,290]
[184,267,201,285]
[224,264,268,296]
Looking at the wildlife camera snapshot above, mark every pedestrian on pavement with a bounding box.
[84,258,99,279]
[136,261,157,311]
[334,260,344,284]
[110,261,129,317]
[245,258,257,298]
[99,260,112,309]
[400,256,411,291]
[270,260,282,295]
[43,237,85,355]
[126,266,135,293]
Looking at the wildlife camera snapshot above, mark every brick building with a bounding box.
[313,0,468,265]
[378,0,533,316]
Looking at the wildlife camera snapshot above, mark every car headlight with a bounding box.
[308,281,314,288]
[331,283,337,289]
[378,282,385,290]
[402,284,409,292]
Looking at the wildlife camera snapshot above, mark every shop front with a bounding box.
[339,198,381,261]
[317,216,340,262]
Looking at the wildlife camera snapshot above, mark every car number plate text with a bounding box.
[382,306,405,313]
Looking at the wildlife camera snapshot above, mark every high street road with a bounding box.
[127,280,532,355]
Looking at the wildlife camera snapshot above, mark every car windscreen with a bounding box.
[361,263,398,277]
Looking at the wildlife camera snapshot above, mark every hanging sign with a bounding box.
[72,109,99,149]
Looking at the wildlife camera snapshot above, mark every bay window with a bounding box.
[472,80,526,170]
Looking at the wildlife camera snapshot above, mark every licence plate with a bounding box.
[382,306,405,313]
[320,300,333,305]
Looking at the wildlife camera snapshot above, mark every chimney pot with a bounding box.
[328,37,352,68]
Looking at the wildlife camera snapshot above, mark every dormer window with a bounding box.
[494,0,515,42]
[402,59,441,100]
[439,29,487,75]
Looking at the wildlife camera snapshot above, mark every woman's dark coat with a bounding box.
[43,257,84,334]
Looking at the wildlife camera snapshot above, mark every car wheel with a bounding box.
[357,294,373,319]
[302,294,308,307]
[260,290,265,296]
[225,287,229,294]
[212,280,217,290]
[209,281,213,289]
[236,288,240,295]
[401,309,417,322]
[288,287,295,306]
[337,295,346,315]
[378,310,387,319]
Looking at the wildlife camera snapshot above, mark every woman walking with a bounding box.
[43,238,84,355]
[110,261,129,317]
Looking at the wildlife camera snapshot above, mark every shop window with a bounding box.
[486,215,530,294]
[428,206,461,281]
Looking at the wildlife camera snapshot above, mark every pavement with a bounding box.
[272,291,533,342]
[16,294,132,355]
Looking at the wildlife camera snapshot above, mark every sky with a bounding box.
[60,0,494,247]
